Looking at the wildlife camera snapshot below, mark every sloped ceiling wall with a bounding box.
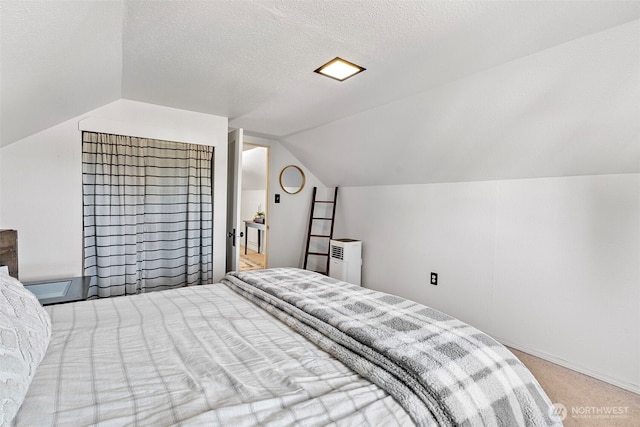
[281,20,640,186]
[242,146,267,191]
[0,0,124,145]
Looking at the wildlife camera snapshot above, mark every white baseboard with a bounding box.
[496,337,640,395]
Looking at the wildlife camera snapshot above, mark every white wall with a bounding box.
[242,146,268,191]
[334,173,640,393]
[243,135,327,270]
[0,99,228,282]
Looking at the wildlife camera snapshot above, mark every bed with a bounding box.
[2,268,560,426]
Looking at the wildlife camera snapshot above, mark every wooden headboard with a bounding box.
[0,229,18,279]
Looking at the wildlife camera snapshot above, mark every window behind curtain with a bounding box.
[82,131,214,298]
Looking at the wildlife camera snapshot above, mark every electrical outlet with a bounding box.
[430,272,438,286]
[275,194,280,203]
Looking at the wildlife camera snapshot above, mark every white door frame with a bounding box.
[241,142,271,268]
[226,129,243,272]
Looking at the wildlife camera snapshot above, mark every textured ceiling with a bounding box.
[1,1,639,184]
[0,0,123,145]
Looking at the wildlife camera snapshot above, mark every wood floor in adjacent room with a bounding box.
[509,348,640,426]
[240,245,266,271]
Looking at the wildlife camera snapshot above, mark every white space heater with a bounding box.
[329,239,362,286]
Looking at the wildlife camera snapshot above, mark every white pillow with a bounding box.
[0,274,51,425]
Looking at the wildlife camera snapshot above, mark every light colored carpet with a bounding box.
[509,348,640,426]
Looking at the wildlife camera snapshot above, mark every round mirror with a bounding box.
[279,165,305,194]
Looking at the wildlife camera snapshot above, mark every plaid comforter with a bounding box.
[222,268,560,427]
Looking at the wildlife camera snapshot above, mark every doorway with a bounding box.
[239,143,269,271]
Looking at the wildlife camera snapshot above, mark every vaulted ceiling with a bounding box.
[1,1,639,185]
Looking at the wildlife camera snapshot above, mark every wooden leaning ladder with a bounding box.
[303,187,338,274]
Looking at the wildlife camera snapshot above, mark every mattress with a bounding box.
[15,283,410,426]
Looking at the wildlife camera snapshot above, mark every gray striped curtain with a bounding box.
[82,132,214,298]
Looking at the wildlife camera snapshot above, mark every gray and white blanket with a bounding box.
[222,268,560,427]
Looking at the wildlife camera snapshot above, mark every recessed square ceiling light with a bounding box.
[314,57,365,81]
